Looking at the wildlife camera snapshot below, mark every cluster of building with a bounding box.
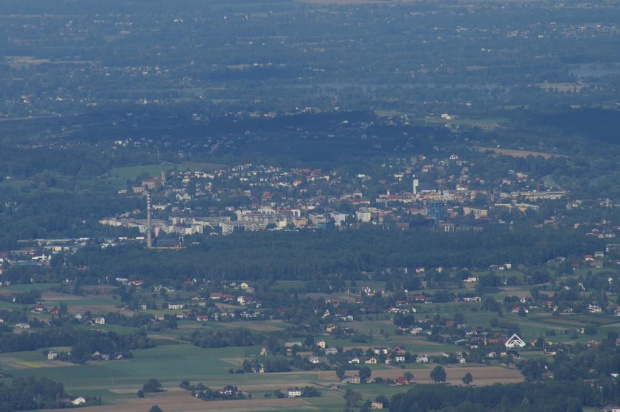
[97,152,579,244]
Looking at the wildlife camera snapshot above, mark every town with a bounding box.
[2,0,620,411]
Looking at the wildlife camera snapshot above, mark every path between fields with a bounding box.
[42,390,319,412]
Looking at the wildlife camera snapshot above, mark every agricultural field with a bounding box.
[5,341,522,412]
[0,279,540,411]
[472,146,564,160]
[423,116,509,132]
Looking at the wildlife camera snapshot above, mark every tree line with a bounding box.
[389,380,607,412]
[0,328,153,363]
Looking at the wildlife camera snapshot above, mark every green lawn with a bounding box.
[109,161,224,180]
[7,344,249,390]
[0,301,22,309]
[270,281,306,291]
[4,282,59,293]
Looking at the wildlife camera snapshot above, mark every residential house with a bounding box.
[464,277,479,283]
[325,348,338,356]
[416,355,429,363]
[395,376,409,386]
[71,397,87,406]
[285,341,302,355]
[341,376,361,384]
[373,347,388,355]
[287,388,302,398]
[505,334,526,349]
[237,296,253,306]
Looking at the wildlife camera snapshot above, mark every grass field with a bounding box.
[5,345,247,388]
[0,301,23,309]
[270,281,306,291]
[3,282,59,293]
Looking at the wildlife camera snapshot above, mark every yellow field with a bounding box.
[474,146,565,159]
[15,361,44,368]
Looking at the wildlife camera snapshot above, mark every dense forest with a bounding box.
[0,377,66,411]
[55,228,601,284]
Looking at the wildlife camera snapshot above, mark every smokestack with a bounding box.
[147,192,152,249]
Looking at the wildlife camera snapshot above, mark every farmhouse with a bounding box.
[373,347,388,355]
[287,388,302,398]
[325,348,338,355]
[71,397,86,406]
[396,376,409,386]
[341,375,361,384]
[416,355,429,363]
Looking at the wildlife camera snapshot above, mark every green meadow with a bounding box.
[108,161,224,180]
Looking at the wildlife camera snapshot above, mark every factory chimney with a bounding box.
[146,192,152,249]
